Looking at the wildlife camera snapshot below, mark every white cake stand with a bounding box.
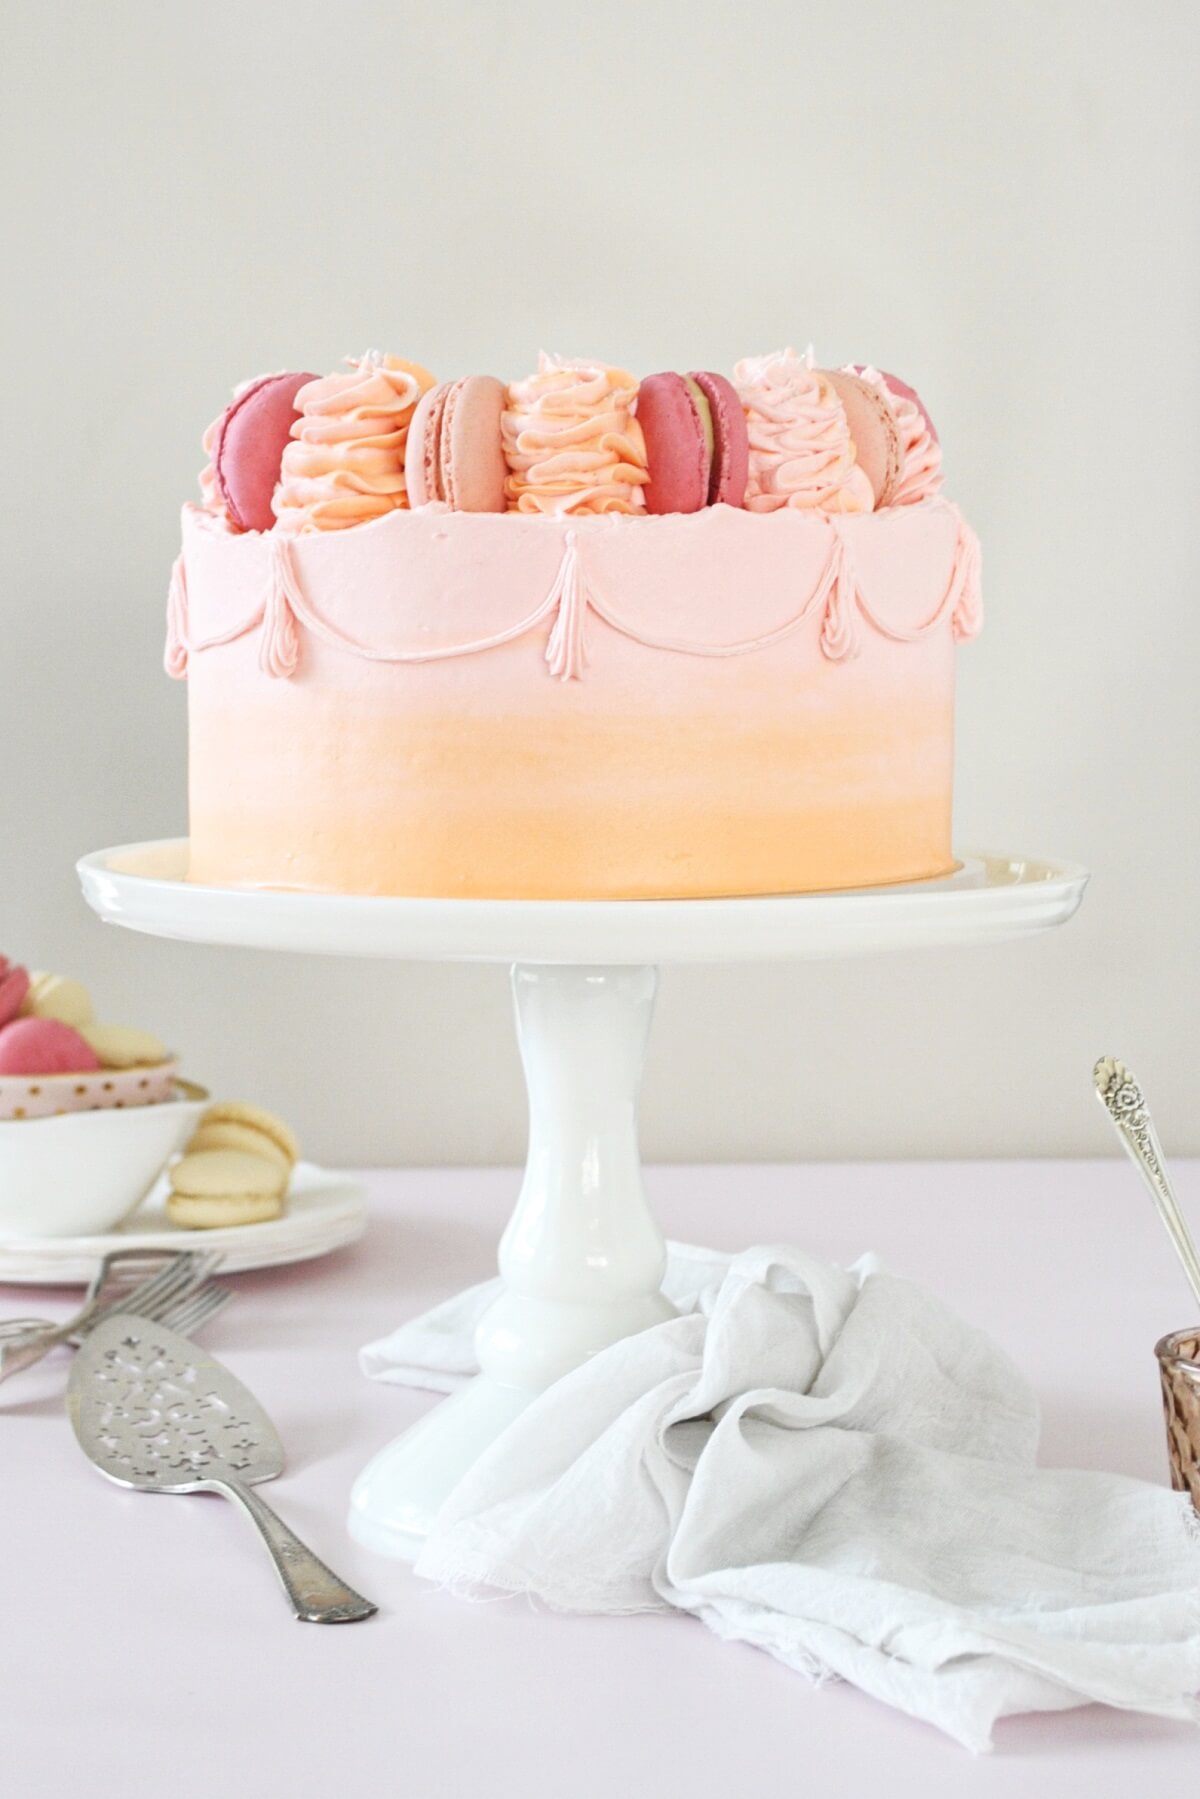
[78,842,1087,1559]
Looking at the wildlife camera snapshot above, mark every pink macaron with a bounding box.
[824,370,903,509]
[0,1016,101,1076]
[850,366,940,445]
[0,957,30,1029]
[405,376,508,512]
[688,370,749,507]
[637,371,750,514]
[213,370,318,532]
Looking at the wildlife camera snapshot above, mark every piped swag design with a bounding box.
[165,510,983,684]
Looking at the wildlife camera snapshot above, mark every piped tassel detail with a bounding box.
[164,554,190,679]
[819,530,862,662]
[544,531,590,682]
[260,537,303,679]
[950,519,984,643]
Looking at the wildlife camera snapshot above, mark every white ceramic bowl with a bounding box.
[0,1086,209,1239]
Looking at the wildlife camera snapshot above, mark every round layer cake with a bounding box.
[169,348,982,900]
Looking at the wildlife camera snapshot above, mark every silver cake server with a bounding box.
[1094,1056,1200,1311]
[67,1313,377,1624]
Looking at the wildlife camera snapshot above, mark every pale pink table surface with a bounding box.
[3,1160,1198,1796]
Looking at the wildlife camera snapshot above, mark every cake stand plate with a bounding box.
[78,841,1087,1559]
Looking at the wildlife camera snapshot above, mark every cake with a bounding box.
[168,346,981,900]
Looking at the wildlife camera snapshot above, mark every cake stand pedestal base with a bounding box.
[77,842,1088,1563]
[349,962,675,1558]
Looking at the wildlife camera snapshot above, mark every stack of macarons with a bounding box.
[168,1102,300,1229]
[198,348,942,531]
[0,955,176,1119]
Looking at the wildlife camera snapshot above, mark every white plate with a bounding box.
[77,840,1088,965]
[0,1162,367,1286]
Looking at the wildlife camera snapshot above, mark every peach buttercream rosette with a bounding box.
[502,353,649,516]
[735,347,873,516]
[272,352,434,533]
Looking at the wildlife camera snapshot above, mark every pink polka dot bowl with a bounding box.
[0,1060,180,1123]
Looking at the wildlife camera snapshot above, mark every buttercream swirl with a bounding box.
[734,348,873,515]
[851,365,943,507]
[502,353,649,515]
[272,352,434,533]
[198,413,227,520]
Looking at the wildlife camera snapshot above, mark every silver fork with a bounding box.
[0,1281,234,1346]
[151,1285,233,1338]
[0,1248,224,1340]
[0,1251,220,1383]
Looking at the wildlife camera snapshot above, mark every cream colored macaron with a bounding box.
[79,1022,170,1069]
[186,1119,292,1175]
[21,972,94,1028]
[191,1102,300,1169]
[167,1149,286,1230]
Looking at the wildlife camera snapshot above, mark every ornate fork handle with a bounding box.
[1095,1057,1200,1310]
[201,1476,377,1624]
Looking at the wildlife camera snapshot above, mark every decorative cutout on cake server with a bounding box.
[165,506,983,684]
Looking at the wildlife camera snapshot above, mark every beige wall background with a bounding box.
[2,0,1197,1166]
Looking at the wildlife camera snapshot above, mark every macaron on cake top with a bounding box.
[823,369,903,510]
[846,365,943,507]
[851,366,939,445]
[212,371,318,533]
[690,370,750,507]
[405,376,508,512]
[637,371,750,514]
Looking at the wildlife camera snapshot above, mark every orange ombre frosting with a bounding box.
[272,352,434,533]
[735,348,874,515]
[176,499,981,899]
[502,353,649,515]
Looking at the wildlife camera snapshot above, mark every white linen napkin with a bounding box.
[360,1243,1200,1751]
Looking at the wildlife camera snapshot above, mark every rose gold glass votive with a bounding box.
[1155,1329,1200,1511]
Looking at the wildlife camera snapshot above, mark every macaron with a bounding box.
[688,370,749,507]
[167,1149,287,1230]
[0,1016,101,1075]
[405,375,508,512]
[187,1101,300,1175]
[78,1022,170,1069]
[20,971,93,1028]
[637,371,750,514]
[213,370,319,533]
[0,958,30,1029]
[823,370,903,509]
[851,366,939,445]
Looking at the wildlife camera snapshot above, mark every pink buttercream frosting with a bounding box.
[850,366,943,507]
[734,348,873,515]
[502,354,649,515]
[198,414,226,519]
[272,353,434,533]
